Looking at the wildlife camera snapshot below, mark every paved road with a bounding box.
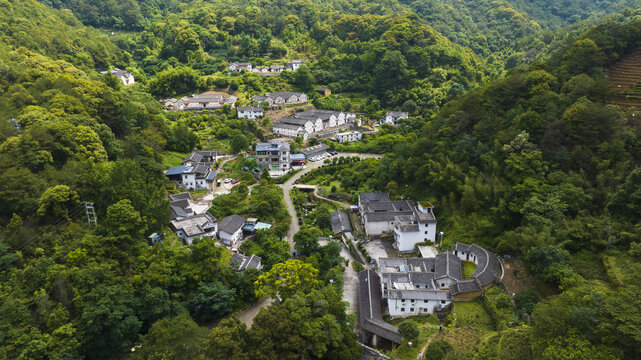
[236,297,274,329]
[280,153,381,253]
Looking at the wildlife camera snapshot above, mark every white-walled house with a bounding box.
[272,109,356,139]
[170,213,218,245]
[335,131,362,143]
[237,106,264,119]
[100,68,135,86]
[359,193,437,253]
[218,214,246,246]
[287,60,304,71]
[252,92,308,108]
[385,111,408,125]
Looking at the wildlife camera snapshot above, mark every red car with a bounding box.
[231,179,239,184]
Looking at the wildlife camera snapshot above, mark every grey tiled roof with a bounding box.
[358,270,402,344]
[449,280,482,295]
[219,214,245,234]
[169,192,191,201]
[331,211,352,235]
[231,253,262,271]
[359,192,391,203]
[434,252,462,281]
[451,243,502,287]
[387,289,451,301]
[256,141,290,152]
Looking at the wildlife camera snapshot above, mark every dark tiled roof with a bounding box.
[274,122,304,130]
[165,165,187,176]
[238,106,263,112]
[219,214,245,234]
[449,280,482,295]
[434,252,462,281]
[170,199,190,209]
[183,152,204,164]
[331,211,352,235]
[169,192,191,201]
[359,192,391,203]
[231,253,262,271]
[452,243,502,288]
[301,144,329,156]
[358,270,402,344]
[205,171,217,181]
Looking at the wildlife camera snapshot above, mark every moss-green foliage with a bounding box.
[453,301,495,331]
[483,286,516,330]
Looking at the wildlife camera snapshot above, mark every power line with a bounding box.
[0,203,89,273]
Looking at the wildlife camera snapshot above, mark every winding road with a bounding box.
[235,152,381,326]
[280,152,381,253]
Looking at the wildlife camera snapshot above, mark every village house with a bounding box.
[169,192,194,220]
[335,130,362,143]
[165,151,218,190]
[273,109,357,140]
[100,68,135,86]
[287,59,304,71]
[231,253,263,271]
[218,214,246,246]
[316,87,331,96]
[252,92,308,108]
[358,192,437,252]
[229,62,253,72]
[256,140,291,173]
[252,64,285,76]
[170,213,218,245]
[162,93,237,111]
[385,111,408,125]
[331,211,353,238]
[237,106,264,119]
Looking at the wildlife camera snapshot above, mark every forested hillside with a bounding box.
[2,0,641,359]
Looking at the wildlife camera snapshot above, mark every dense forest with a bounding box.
[1,0,641,358]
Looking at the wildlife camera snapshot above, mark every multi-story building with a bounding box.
[237,106,264,119]
[273,109,357,140]
[358,192,437,252]
[335,130,362,143]
[256,141,291,172]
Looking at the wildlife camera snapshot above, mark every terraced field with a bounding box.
[607,51,641,112]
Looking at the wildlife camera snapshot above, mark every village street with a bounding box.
[280,152,382,253]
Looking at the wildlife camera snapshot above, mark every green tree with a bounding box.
[291,64,314,91]
[398,319,420,342]
[187,282,236,323]
[294,227,322,256]
[425,340,453,360]
[201,317,250,360]
[36,185,79,218]
[133,313,208,360]
[254,260,321,299]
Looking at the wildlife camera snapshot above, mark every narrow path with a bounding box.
[280,153,381,253]
[235,297,274,329]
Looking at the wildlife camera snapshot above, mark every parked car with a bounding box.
[330,151,338,155]
[231,179,239,184]
[224,178,232,183]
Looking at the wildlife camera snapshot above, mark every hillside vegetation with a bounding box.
[1,0,641,359]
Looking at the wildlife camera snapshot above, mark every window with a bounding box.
[401,308,405,312]
[441,283,445,287]
[401,299,406,303]
[410,308,414,312]
[425,231,428,234]
[411,299,415,303]
[441,300,446,304]
[424,300,428,303]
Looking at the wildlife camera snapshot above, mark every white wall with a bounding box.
[387,298,451,316]
[219,228,242,245]
[364,220,394,236]
[394,228,425,252]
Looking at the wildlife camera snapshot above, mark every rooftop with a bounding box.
[256,141,291,152]
[219,214,246,234]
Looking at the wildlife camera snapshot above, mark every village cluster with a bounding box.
[151,62,504,350]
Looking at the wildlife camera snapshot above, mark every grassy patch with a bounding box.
[189,189,209,197]
[603,251,636,286]
[453,301,494,331]
[160,151,189,168]
[433,327,489,354]
[570,250,609,282]
[388,323,438,360]
[462,261,477,279]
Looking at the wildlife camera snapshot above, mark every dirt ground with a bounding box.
[501,257,537,295]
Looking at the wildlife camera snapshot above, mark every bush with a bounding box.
[425,340,453,360]
[398,320,420,341]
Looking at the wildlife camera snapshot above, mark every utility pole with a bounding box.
[83,202,98,226]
